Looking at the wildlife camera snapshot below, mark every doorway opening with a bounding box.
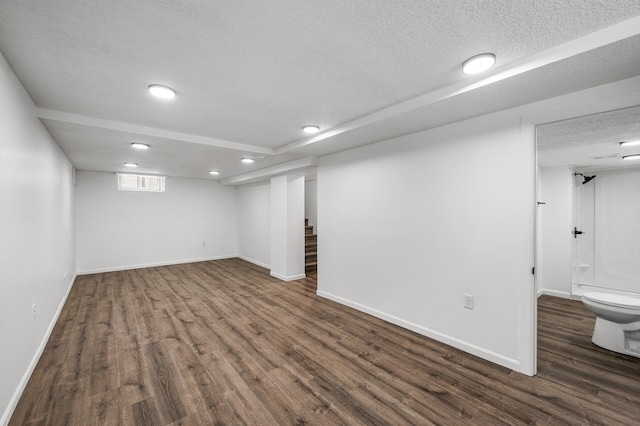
[535,105,640,370]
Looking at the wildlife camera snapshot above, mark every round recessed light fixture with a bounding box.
[622,154,640,160]
[303,125,320,134]
[131,142,150,150]
[241,158,255,164]
[148,84,176,99]
[462,53,496,75]
[124,162,138,168]
[209,170,220,175]
[620,140,640,147]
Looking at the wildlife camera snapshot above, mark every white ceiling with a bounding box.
[538,105,640,171]
[1,1,640,182]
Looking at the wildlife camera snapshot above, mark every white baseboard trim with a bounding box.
[1,273,77,426]
[536,289,572,299]
[238,255,270,270]
[270,271,306,282]
[316,290,521,372]
[76,254,238,275]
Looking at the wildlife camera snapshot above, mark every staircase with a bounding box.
[305,218,317,273]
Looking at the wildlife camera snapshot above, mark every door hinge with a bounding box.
[531,267,535,275]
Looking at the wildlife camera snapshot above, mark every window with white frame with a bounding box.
[117,174,166,192]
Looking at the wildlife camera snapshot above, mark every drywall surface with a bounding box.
[237,182,271,268]
[75,171,238,273]
[317,112,534,372]
[305,179,318,233]
[538,166,572,297]
[0,53,76,424]
[270,175,305,281]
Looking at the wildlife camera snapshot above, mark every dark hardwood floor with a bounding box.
[10,258,640,425]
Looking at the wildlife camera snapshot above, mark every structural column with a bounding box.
[270,174,305,281]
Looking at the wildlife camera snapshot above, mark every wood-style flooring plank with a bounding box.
[9,259,640,425]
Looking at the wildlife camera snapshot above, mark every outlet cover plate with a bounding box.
[464,294,474,309]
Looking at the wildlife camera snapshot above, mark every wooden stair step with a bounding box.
[304,219,316,272]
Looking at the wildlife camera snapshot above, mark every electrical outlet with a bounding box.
[202,241,206,246]
[32,304,37,320]
[464,294,474,310]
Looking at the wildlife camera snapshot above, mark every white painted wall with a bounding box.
[317,111,535,372]
[270,175,305,281]
[287,176,305,278]
[75,171,238,273]
[305,179,318,233]
[0,54,76,424]
[537,166,572,298]
[237,182,271,268]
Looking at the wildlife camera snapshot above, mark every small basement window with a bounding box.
[117,174,165,192]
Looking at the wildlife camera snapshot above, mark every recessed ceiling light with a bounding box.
[303,125,320,134]
[131,142,150,150]
[209,170,220,175]
[241,158,254,164]
[124,162,138,168]
[462,53,496,75]
[622,154,640,160]
[620,140,640,147]
[148,84,176,99]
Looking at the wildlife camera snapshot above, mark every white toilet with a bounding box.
[581,292,640,358]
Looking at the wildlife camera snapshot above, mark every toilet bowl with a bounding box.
[581,292,640,358]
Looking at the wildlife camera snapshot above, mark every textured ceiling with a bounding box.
[292,35,640,159]
[39,120,301,179]
[1,0,640,181]
[537,105,640,170]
